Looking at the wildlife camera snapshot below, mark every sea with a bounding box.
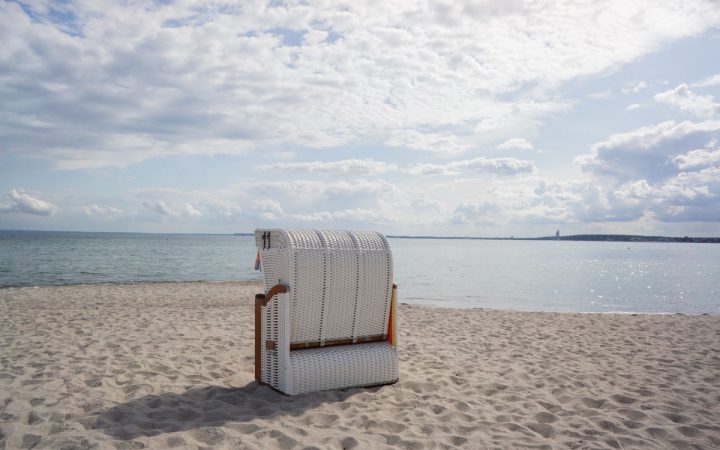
[1,230,718,314]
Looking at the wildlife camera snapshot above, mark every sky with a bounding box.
[1,0,720,237]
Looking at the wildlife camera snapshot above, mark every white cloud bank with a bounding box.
[2,1,719,168]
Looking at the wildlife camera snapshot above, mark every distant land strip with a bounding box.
[384,234,720,243]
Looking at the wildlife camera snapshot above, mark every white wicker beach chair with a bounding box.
[254,229,399,395]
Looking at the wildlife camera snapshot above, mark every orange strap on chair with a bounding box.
[387,283,397,347]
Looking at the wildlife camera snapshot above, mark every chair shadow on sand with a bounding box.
[91,381,378,440]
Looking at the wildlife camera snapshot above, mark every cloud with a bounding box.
[625,103,641,111]
[498,138,534,151]
[142,200,172,216]
[1,189,57,216]
[654,83,718,119]
[569,118,720,223]
[255,159,398,175]
[292,211,333,222]
[404,163,460,176]
[384,130,470,154]
[406,157,537,177]
[451,157,537,175]
[183,203,202,218]
[491,179,650,225]
[621,81,648,94]
[451,202,499,225]
[577,120,720,181]
[411,198,442,214]
[3,1,720,169]
[672,146,720,171]
[609,167,720,223]
[80,204,124,218]
[587,90,611,99]
[692,73,720,87]
[251,199,284,221]
[292,208,395,224]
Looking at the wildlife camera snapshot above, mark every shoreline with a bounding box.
[2,281,719,448]
[1,280,716,316]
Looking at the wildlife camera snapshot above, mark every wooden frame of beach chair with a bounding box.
[254,229,399,395]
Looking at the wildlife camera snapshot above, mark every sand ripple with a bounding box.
[1,282,719,448]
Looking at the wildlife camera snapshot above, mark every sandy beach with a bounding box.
[1,281,719,449]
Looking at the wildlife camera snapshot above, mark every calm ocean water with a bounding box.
[1,230,718,314]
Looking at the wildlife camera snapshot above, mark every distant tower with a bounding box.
[556,230,560,240]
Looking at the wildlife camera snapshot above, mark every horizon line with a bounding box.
[1,228,719,240]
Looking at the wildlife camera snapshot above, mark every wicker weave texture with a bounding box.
[256,229,393,344]
[288,342,398,395]
[255,228,397,395]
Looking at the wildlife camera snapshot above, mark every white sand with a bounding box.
[1,281,719,449]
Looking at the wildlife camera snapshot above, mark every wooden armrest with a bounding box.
[255,283,288,382]
[258,284,288,306]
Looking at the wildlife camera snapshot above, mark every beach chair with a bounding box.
[254,229,399,395]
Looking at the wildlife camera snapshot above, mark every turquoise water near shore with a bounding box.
[1,230,718,313]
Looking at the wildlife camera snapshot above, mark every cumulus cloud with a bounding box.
[255,159,398,175]
[671,138,720,170]
[2,1,720,169]
[1,189,57,216]
[608,167,720,223]
[654,84,718,119]
[498,138,534,151]
[577,120,720,181]
[570,117,720,224]
[0,189,58,216]
[625,103,641,111]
